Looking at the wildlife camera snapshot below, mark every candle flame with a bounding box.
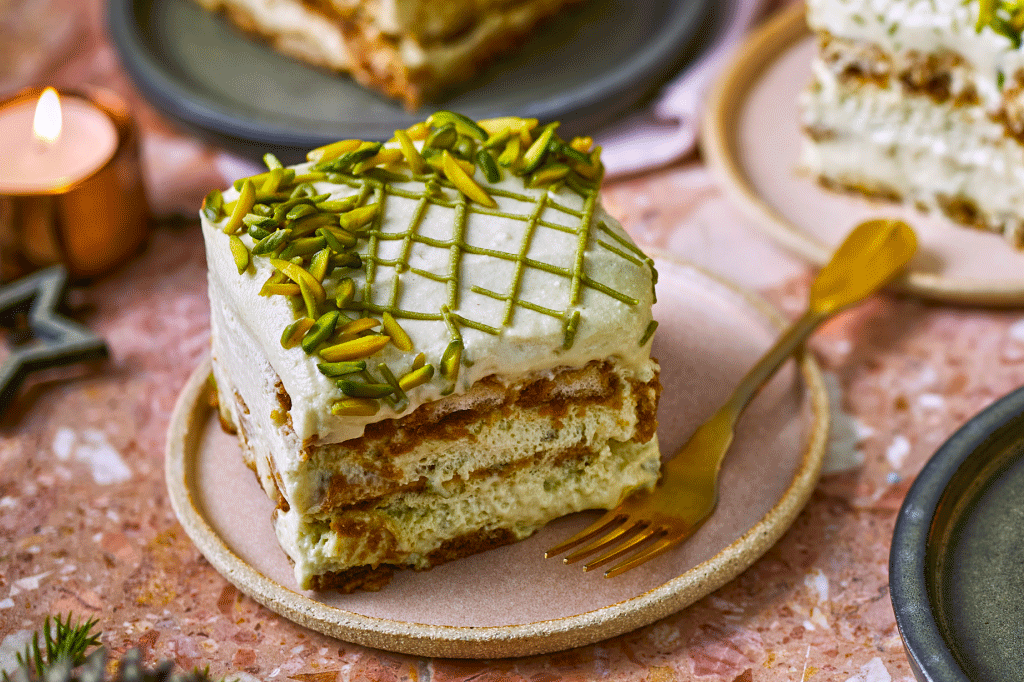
[33,87,62,145]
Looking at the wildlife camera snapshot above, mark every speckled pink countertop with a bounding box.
[5,1,1024,680]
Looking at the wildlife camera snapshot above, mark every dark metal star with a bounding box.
[0,265,108,416]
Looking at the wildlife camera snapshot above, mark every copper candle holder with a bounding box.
[0,86,150,282]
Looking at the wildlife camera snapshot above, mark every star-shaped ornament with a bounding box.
[0,266,108,416]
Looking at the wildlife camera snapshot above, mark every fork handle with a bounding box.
[718,309,825,424]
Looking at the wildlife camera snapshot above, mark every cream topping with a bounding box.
[202,156,656,447]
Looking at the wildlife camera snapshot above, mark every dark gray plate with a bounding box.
[108,0,717,162]
[891,385,1024,681]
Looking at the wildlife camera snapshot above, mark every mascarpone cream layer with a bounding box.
[275,436,661,588]
[807,0,1024,110]
[202,161,657,451]
[801,62,1024,240]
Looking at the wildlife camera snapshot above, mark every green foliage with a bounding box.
[2,614,219,682]
[3,614,101,681]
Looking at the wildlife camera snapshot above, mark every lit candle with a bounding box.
[0,86,148,281]
[0,88,118,194]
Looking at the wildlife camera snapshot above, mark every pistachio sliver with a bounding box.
[476,149,501,183]
[202,189,223,222]
[522,125,555,174]
[441,151,496,208]
[263,152,283,170]
[425,123,457,150]
[281,317,315,349]
[289,214,338,238]
[307,138,362,163]
[440,338,463,381]
[309,248,331,282]
[279,236,327,260]
[428,111,488,140]
[320,335,391,362]
[497,136,521,169]
[528,163,570,188]
[298,277,320,319]
[411,352,427,371]
[335,277,356,307]
[393,128,426,174]
[405,121,430,140]
[337,204,379,232]
[315,196,360,213]
[285,203,318,221]
[252,228,291,256]
[482,128,513,150]
[337,380,394,399]
[317,360,366,377]
[318,226,357,252]
[261,282,300,296]
[381,312,413,351]
[399,363,434,391]
[338,317,381,336]
[331,397,380,417]
[269,258,326,304]
[234,171,272,191]
[228,235,249,274]
[301,310,340,354]
[261,167,285,194]
[223,179,256,234]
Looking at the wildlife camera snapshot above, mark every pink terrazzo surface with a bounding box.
[5,0,1024,679]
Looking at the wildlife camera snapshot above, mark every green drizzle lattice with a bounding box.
[204,112,657,416]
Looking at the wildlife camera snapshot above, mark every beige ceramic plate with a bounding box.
[702,3,1024,306]
[165,254,828,659]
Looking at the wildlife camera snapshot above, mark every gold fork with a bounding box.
[545,219,917,577]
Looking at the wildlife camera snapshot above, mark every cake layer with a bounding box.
[193,0,583,108]
[800,63,1024,243]
[218,340,659,515]
[274,435,661,589]
[807,0,1024,112]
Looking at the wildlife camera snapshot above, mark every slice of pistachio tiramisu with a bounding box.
[191,0,587,109]
[200,112,661,591]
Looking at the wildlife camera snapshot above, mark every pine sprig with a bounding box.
[2,614,220,682]
[4,614,101,681]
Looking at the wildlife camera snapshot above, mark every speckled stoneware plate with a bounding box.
[108,0,717,163]
[701,3,1024,306]
[891,384,1024,681]
[165,254,828,659]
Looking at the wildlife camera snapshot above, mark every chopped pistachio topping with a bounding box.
[228,235,249,274]
[399,363,434,390]
[381,312,413,352]
[210,112,657,420]
[223,179,255,234]
[331,397,380,416]
[317,360,366,377]
[320,335,391,362]
[281,317,315,349]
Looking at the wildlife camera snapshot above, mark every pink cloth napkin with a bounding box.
[598,0,774,178]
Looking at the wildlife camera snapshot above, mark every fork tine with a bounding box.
[562,519,648,565]
[581,525,662,572]
[603,529,691,578]
[544,510,625,558]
